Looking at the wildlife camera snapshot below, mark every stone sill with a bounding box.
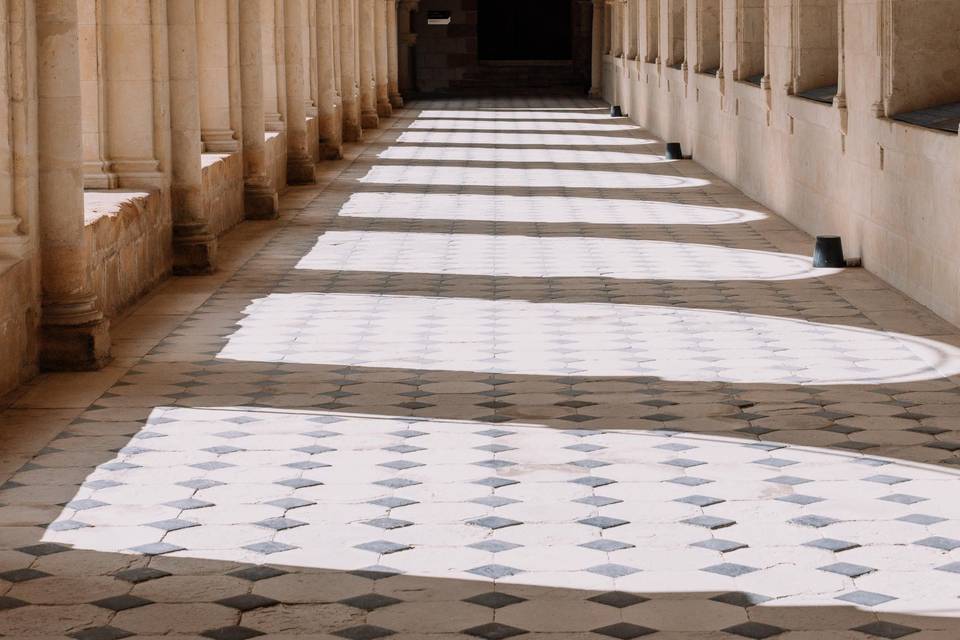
[83,191,153,227]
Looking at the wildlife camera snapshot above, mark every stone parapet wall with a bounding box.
[0,258,40,395]
[266,131,289,196]
[83,191,171,320]
[201,153,245,239]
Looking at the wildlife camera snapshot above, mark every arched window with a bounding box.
[737,0,765,85]
[667,0,686,69]
[644,0,659,63]
[791,0,839,103]
[883,0,960,133]
[697,0,721,75]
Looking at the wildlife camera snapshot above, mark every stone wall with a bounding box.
[0,259,40,395]
[603,0,960,326]
[202,153,245,239]
[266,131,289,196]
[83,192,172,319]
[414,0,478,94]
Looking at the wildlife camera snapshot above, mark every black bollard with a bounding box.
[665,142,683,160]
[813,235,845,268]
[610,105,624,117]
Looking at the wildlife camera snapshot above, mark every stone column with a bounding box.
[239,0,279,218]
[358,0,379,128]
[318,0,344,157]
[374,0,392,117]
[283,0,315,183]
[387,0,402,107]
[197,0,239,152]
[339,0,362,140]
[589,0,604,97]
[36,0,110,370]
[168,0,217,274]
[397,0,418,96]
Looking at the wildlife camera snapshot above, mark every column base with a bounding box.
[321,143,344,160]
[40,318,111,372]
[173,228,218,275]
[389,93,404,108]
[343,121,362,142]
[287,155,316,185]
[244,186,279,220]
[361,110,380,129]
[377,100,393,118]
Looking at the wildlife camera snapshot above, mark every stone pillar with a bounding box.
[374,0,392,117]
[387,0,402,107]
[168,0,217,274]
[397,0,418,96]
[36,0,110,370]
[239,0,279,218]
[197,0,239,152]
[339,0,362,141]
[318,0,344,157]
[358,0,379,129]
[589,0,604,97]
[283,0,315,183]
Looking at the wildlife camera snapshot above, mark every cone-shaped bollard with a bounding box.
[813,235,845,268]
[665,142,683,160]
[610,105,623,117]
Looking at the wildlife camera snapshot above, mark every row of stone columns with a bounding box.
[34,0,406,370]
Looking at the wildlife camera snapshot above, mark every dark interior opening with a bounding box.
[478,0,573,61]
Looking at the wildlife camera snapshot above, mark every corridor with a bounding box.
[2,97,960,638]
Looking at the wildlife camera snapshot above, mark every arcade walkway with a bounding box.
[2,97,960,638]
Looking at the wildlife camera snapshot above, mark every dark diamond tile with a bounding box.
[914,536,960,551]
[879,494,927,505]
[284,460,330,470]
[710,592,772,607]
[364,517,413,530]
[67,499,108,511]
[851,621,920,639]
[383,444,424,454]
[0,595,27,610]
[275,477,323,489]
[722,622,785,638]
[468,540,522,553]
[578,516,628,529]
[592,622,657,638]
[265,497,315,510]
[242,541,297,555]
[369,497,418,509]
[147,518,199,532]
[664,458,706,468]
[340,593,403,611]
[462,623,527,639]
[570,459,611,469]
[389,430,428,439]
[379,460,424,470]
[566,443,607,452]
[216,594,279,611]
[254,517,307,531]
[691,538,747,553]
[588,591,649,608]
[227,565,287,581]
[178,479,224,490]
[864,474,910,485]
[375,478,421,489]
[702,563,757,577]
[574,495,622,507]
[765,476,812,486]
[836,591,896,607]
[753,458,798,468]
[580,539,635,552]
[467,564,524,579]
[165,498,215,510]
[682,515,736,529]
[91,595,152,611]
[332,626,396,640]
[818,562,875,578]
[936,561,960,574]
[201,627,266,640]
[0,568,50,583]
[463,592,527,609]
[775,494,824,506]
[587,563,640,578]
[69,626,135,640]
[667,476,713,486]
[475,459,517,469]
[469,516,522,530]
[475,429,514,438]
[789,515,839,528]
[474,477,519,488]
[804,538,860,553]
[475,444,516,453]
[354,540,411,554]
[571,476,616,488]
[15,542,69,557]
[294,445,336,455]
[472,495,521,508]
[348,566,401,580]
[897,513,947,525]
[675,495,725,507]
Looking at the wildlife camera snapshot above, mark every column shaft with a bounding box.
[36,0,110,369]
[374,0,392,117]
[387,0,402,107]
[239,0,279,218]
[169,0,217,273]
[397,1,417,96]
[358,0,379,128]
[338,0,362,140]
[284,0,315,183]
[318,0,344,157]
[589,0,604,97]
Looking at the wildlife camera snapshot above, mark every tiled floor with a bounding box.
[2,96,960,639]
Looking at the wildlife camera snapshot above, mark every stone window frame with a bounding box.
[626,0,640,60]
[695,0,721,76]
[666,0,686,70]
[643,0,659,63]
[788,0,841,105]
[735,0,767,87]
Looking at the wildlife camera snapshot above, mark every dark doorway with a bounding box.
[478,0,573,61]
